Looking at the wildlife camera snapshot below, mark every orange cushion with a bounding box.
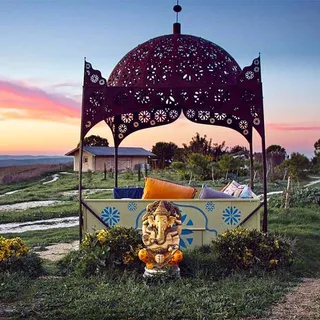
[142,177,197,199]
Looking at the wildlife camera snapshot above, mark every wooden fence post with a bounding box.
[284,176,291,209]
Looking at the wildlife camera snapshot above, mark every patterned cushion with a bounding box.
[239,185,256,198]
[199,186,235,199]
[222,180,241,196]
[142,177,197,199]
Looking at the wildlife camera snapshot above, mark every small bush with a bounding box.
[269,187,320,208]
[0,236,29,262]
[0,236,43,277]
[58,227,144,276]
[212,228,295,272]
[122,169,134,180]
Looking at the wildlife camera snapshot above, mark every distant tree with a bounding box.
[182,133,227,161]
[152,142,179,169]
[212,141,227,161]
[217,154,234,179]
[229,145,249,156]
[183,132,213,156]
[78,135,109,147]
[314,138,320,155]
[187,153,212,182]
[171,161,188,180]
[311,156,320,174]
[282,152,310,180]
[311,138,320,173]
[172,148,187,162]
[253,161,263,180]
[232,156,246,177]
[266,144,286,154]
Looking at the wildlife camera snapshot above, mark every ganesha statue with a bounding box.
[138,200,183,276]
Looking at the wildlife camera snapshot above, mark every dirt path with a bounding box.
[36,241,79,261]
[0,200,65,211]
[245,278,320,320]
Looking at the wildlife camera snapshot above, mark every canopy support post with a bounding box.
[261,133,268,232]
[249,139,254,190]
[78,139,84,242]
[78,58,86,243]
[114,144,119,188]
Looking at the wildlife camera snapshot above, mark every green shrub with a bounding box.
[289,187,320,206]
[0,253,43,278]
[269,187,320,208]
[0,236,43,277]
[212,228,295,272]
[58,227,144,276]
[0,236,29,261]
[268,194,283,208]
[122,169,134,180]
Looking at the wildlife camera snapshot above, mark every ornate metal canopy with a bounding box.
[78,15,268,232]
[82,33,264,147]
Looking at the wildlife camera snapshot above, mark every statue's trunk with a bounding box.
[156,225,166,245]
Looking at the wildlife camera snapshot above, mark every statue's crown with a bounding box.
[154,201,168,216]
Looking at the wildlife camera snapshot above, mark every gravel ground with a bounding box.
[244,278,320,320]
[36,241,79,261]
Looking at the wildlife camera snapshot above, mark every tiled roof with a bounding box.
[66,146,155,157]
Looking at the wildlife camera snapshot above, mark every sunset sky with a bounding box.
[0,0,319,157]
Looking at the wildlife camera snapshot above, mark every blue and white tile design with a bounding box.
[222,206,241,225]
[101,206,120,226]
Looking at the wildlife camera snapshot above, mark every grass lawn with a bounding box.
[0,271,297,320]
[3,226,79,248]
[269,207,320,277]
[0,202,79,223]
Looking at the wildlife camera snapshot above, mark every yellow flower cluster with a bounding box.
[269,259,278,265]
[0,236,29,262]
[96,229,109,245]
[122,245,143,265]
[221,227,250,238]
[241,247,253,264]
[81,230,110,249]
[123,252,135,265]
[81,233,93,249]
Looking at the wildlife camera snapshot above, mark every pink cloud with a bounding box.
[0,79,80,122]
[267,123,320,131]
[51,81,81,88]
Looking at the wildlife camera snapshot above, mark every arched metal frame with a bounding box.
[78,30,268,239]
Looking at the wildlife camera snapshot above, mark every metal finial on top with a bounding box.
[173,0,182,34]
[173,0,182,23]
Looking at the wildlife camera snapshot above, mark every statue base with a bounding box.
[143,266,180,278]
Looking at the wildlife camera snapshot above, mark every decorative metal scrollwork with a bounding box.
[108,34,241,87]
[83,53,264,141]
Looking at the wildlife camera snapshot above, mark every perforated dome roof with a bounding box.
[108,34,241,87]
